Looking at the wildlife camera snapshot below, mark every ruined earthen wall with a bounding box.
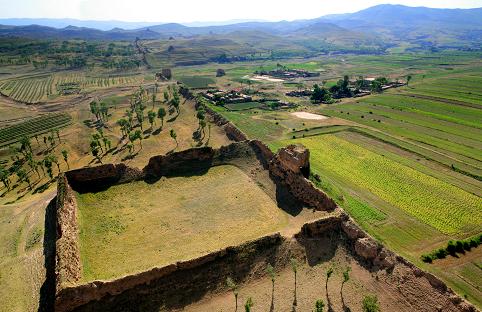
[224,122,248,141]
[65,164,143,192]
[297,216,477,312]
[55,142,476,312]
[268,144,337,211]
[56,234,283,311]
[143,146,215,178]
[55,175,82,291]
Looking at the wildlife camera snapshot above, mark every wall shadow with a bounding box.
[38,197,57,312]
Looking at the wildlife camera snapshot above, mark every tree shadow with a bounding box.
[341,286,351,312]
[121,152,139,161]
[152,127,163,135]
[33,180,52,194]
[38,197,57,312]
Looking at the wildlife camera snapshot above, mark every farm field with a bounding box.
[0,72,144,103]
[0,113,72,146]
[319,67,482,179]
[76,165,289,282]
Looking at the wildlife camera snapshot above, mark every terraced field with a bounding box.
[0,73,143,103]
[0,113,72,146]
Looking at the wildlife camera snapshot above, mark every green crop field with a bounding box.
[0,113,72,146]
[177,76,215,88]
[271,135,482,235]
[224,101,265,111]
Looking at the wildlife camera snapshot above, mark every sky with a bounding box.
[0,0,481,23]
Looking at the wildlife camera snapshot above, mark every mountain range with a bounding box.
[0,5,481,48]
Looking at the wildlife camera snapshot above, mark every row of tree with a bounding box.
[0,132,69,193]
[225,259,380,312]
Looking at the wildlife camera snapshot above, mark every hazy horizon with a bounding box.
[0,0,481,24]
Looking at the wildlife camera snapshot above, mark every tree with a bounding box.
[89,101,100,121]
[226,277,239,312]
[362,295,380,312]
[152,94,157,109]
[341,267,351,305]
[267,264,276,311]
[325,267,333,296]
[163,90,169,103]
[51,155,60,172]
[43,156,54,179]
[92,134,103,153]
[371,80,383,93]
[170,96,180,115]
[135,130,143,149]
[61,149,69,169]
[170,129,178,149]
[127,143,134,157]
[157,107,166,129]
[117,118,130,138]
[90,140,101,163]
[406,75,412,86]
[26,152,40,178]
[55,129,61,142]
[19,136,32,155]
[37,160,45,176]
[102,137,110,151]
[244,297,253,312]
[311,84,332,103]
[0,165,10,190]
[136,109,144,130]
[43,136,48,149]
[147,110,156,129]
[290,258,298,306]
[315,299,325,312]
[17,168,31,189]
[100,102,109,121]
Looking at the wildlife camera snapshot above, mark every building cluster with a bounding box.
[202,89,252,104]
[254,69,320,79]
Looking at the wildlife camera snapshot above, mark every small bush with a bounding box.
[421,254,433,263]
[455,241,464,253]
[362,294,380,312]
[447,240,457,255]
[435,248,447,259]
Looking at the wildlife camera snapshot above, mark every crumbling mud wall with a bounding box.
[269,144,337,211]
[66,163,143,193]
[144,146,215,178]
[296,215,478,312]
[55,175,82,291]
[56,234,284,312]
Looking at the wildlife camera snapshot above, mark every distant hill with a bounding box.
[321,4,482,47]
[0,5,481,49]
[0,18,157,31]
